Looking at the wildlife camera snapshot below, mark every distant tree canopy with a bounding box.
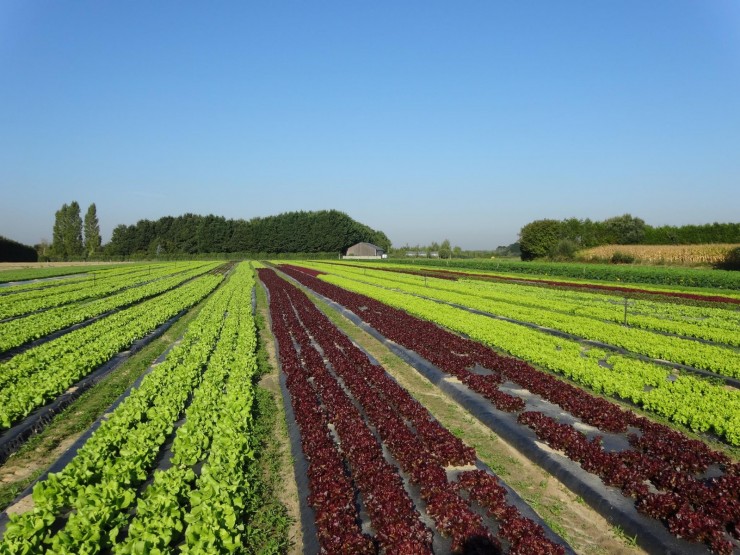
[0,236,38,262]
[644,222,740,244]
[519,219,562,261]
[106,210,391,257]
[390,239,466,258]
[493,243,521,257]
[518,215,740,260]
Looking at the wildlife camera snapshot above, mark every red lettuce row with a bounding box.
[518,411,738,554]
[271,269,485,552]
[281,265,324,278]
[628,418,728,473]
[278,264,739,554]
[263,276,375,552]
[262,270,432,553]
[293,325,433,553]
[280,264,729,464]
[285,288,494,550]
[287,280,476,468]
[262,268,566,554]
[458,470,565,555]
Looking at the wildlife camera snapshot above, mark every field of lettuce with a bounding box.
[278,261,739,554]
[0,260,737,554]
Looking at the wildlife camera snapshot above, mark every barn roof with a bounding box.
[349,242,383,250]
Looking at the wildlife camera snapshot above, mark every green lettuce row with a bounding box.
[0,274,223,429]
[0,272,222,390]
[455,279,740,344]
[387,257,740,290]
[315,262,740,344]
[118,266,255,553]
[315,272,740,446]
[317,261,740,335]
[329,259,740,297]
[310,264,740,379]
[0,265,140,293]
[0,262,214,320]
[0,264,220,354]
[0,263,175,313]
[0,265,130,287]
[316,262,740,332]
[0,263,187,300]
[0,265,245,554]
[181,270,260,554]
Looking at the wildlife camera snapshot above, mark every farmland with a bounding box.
[0,260,737,554]
[578,244,740,266]
[390,257,740,291]
[278,261,740,554]
[0,263,289,554]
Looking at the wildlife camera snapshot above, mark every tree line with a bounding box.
[391,240,463,259]
[519,215,740,261]
[106,210,390,257]
[390,241,521,260]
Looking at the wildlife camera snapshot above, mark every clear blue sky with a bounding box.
[1,1,739,250]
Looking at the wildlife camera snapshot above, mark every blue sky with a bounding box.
[1,1,739,250]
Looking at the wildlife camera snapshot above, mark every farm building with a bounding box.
[344,242,386,259]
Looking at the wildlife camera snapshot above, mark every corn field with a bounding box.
[578,243,740,265]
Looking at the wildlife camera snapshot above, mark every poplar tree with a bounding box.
[51,203,68,257]
[84,203,101,256]
[51,201,84,259]
[65,201,84,257]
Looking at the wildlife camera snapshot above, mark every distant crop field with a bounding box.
[0,261,126,270]
[578,243,739,265]
[0,262,133,284]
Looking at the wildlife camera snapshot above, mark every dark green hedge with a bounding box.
[0,236,38,262]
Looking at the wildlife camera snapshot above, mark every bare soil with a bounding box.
[0,434,77,485]
[1,434,80,515]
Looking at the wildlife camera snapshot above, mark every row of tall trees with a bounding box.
[106,210,391,257]
[51,202,101,259]
[519,215,740,261]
